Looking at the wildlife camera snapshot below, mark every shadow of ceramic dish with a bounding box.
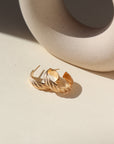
[79,66,114,80]
[0,0,35,41]
[57,82,82,99]
[93,71,114,80]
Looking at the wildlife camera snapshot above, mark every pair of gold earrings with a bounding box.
[30,65,73,94]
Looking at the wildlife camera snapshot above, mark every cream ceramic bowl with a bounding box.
[19,0,114,72]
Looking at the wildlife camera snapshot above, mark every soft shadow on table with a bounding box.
[57,82,82,99]
[77,66,114,80]
[77,65,114,80]
[90,71,114,80]
[0,0,35,41]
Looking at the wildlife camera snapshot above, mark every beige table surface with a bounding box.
[0,32,114,144]
[0,1,114,143]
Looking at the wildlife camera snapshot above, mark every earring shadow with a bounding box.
[57,82,82,99]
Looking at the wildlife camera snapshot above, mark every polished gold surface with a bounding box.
[30,65,73,94]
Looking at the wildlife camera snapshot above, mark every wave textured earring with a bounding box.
[30,65,73,94]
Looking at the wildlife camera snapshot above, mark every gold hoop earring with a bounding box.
[30,65,73,94]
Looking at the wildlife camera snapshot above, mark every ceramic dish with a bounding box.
[19,0,114,72]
